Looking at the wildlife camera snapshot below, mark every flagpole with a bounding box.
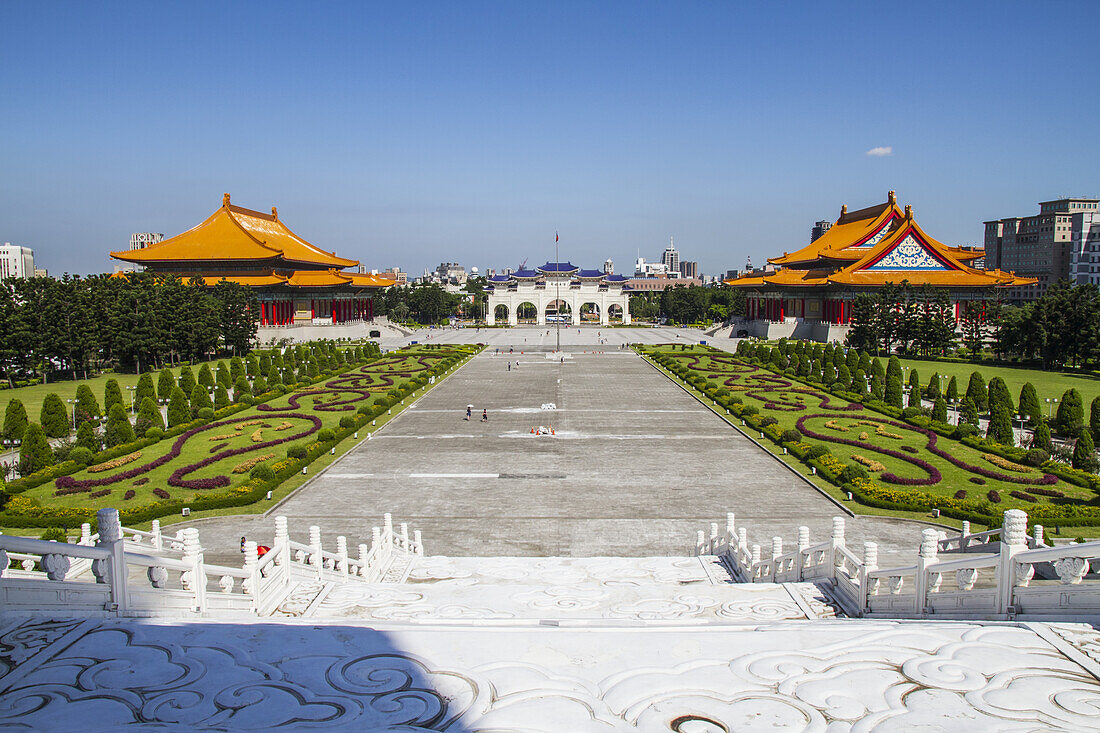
[555,231,561,353]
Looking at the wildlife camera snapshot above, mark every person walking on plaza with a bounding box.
[466,405,472,420]
[481,408,488,422]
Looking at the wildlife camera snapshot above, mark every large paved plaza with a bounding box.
[183,329,931,563]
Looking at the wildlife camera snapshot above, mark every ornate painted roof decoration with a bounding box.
[487,265,629,288]
[110,194,359,269]
[727,193,1035,290]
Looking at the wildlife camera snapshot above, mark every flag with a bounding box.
[555,232,559,242]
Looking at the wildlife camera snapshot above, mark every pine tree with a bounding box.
[1072,430,1098,472]
[246,356,260,378]
[75,420,99,452]
[307,359,319,378]
[267,365,282,386]
[104,378,123,413]
[230,356,244,383]
[18,422,53,476]
[166,386,190,428]
[945,375,959,403]
[932,396,947,423]
[233,376,252,401]
[74,384,101,426]
[858,352,872,376]
[987,377,1013,415]
[885,375,904,408]
[1056,388,1084,437]
[190,384,213,418]
[259,353,272,374]
[104,403,135,448]
[251,374,268,395]
[216,361,231,388]
[214,385,230,410]
[852,368,867,397]
[135,373,155,407]
[39,393,70,438]
[925,372,941,400]
[907,370,921,408]
[845,348,859,375]
[1032,419,1053,452]
[960,397,979,427]
[987,404,1015,446]
[1018,382,1041,426]
[177,365,197,396]
[836,364,851,391]
[134,396,164,437]
[157,368,174,403]
[886,355,902,384]
[198,363,214,389]
[966,372,988,412]
[3,399,29,441]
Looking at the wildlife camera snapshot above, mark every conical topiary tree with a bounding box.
[75,419,99,452]
[3,398,29,441]
[1032,419,1053,452]
[74,384,101,427]
[198,363,215,390]
[987,404,1015,446]
[214,385,230,410]
[267,366,282,387]
[251,374,269,395]
[1092,396,1100,444]
[177,365,197,397]
[1057,388,1084,437]
[1072,430,1098,473]
[885,374,904,409]
[190,384,213,418]
[932,397,947,423]
[18,422,53,476]
[104,378,123,413]
[134,396,164,437]
[259,353,272,374]
[230,356,244,383]
[907,370,921,408]
[836,364,851,391]
[233,376,252,401]
[1019,382,1041,426]
[945,375,958,403]
[104,403,135,448]
[216,361,231,389]
[157,368,175,402]
[925,372,941,401]
[966,372,988,412]
[39,393,70,438]
[852,368,867,397]
[987,377,1013,415]
[870,372,885,401]
[960,397,979,427]
[166,386,190,428]
[135,373,156,408]
[886,356,902,384]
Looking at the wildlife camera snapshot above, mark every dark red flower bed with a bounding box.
[795,413,942,485]
[1010,490,1038,503]
[969,477,986,485]
[124,490,135,500]
[988,490,1001,503]
[90,488,111,499]
[132,478,148,486]
[954,490,968,499]
[153,488,170,499]
[1028,487,1065,498]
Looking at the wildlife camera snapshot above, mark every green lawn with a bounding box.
[6,345,477,523]
[643,345,1097,521]
[892,357,1100,415]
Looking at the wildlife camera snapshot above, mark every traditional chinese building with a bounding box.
[725,192,1035,341]
[109,194,394,326]
[486,262,631,325]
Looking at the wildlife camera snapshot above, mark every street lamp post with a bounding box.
[127,385,136,414]
[66,398,76,431]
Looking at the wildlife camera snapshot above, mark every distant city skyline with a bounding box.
[2,1,1097,278]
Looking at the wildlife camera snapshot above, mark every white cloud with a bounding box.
[865,146,893,157]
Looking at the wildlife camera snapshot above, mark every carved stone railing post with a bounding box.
[309,525,323,580]
[861,541,879,615]
[771,537,783,581]
[400,522,410,553]
[383,513,394,545]
[242,540,259,605]
[336,536,349,581]
[151,520,162,551]
[725,513,736,551]
[796,526,810,579]
[80,523,93,546]
[1032,524,1044,548]
[998,509,1029,617]
[751,544,761,580]
[695,530,705,556]
[914,528,940,617]
[737,527,747,555]
[358,543,369,577]
[182,528,207,613]
[274,515,289,569]
[960,521,970,549]
[831,517,846,573]
[413,530,424,556]
[94,508,128,615]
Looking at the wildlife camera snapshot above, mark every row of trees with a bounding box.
[845,282,967,356]
[0,273,259,386]
[629,285,744,324]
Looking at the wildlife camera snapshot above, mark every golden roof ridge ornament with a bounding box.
[888,190,896,204]
[841,204,848,216]
[271,206,278,220]
[223,192,231,207]
[905,204,913,219]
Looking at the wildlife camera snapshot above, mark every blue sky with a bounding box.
[1,1,1097,278]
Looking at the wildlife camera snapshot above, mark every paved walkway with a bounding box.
[181,343,934,564]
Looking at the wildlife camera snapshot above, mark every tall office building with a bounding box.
[984,197,1100,301]
[0,243,35,279]
[1070,211,1100,286]
[679,260,698,279]
[810,220,832,242]
[660,238,680,274]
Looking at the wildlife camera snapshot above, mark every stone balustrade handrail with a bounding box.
[700,509,1100,620]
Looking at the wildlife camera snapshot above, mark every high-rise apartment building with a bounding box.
[984,198,1099,301]
[0,243,35,279]
[121,232,164,273]
[1070,211,1100,286]
[679,260,698,279]
[810,220,832,242]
